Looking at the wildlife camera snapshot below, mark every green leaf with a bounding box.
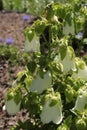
[53,3,65,19]
[25,28,34,42]
[76,118,87,130]
[7,91,14,101]
[27,61,37,73]
[49,98,58,107]
[64,116,72,128]
[34,19,47,34]
[57,123,70,130]
[65,85,76,103]
[14,89,22,105]
[28,30,34,42]
[45,3,54,20]
[60,45,67,60]
[20,74,26,82]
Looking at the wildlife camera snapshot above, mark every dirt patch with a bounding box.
[0,11,34,130]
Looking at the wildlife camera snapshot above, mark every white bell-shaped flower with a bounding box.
[24,34,40,52]
[63,23,75,35]
[40,93,63,124]
[72,94,87,112]
[5,99,21,115]
[30,71,52,94]
[72,65,87,80]
[72,86,87,112]
[59,47,76,73]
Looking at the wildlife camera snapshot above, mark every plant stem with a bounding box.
[48,27,51,59]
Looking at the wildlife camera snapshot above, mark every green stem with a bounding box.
[22,83,29,94]
[42,33,48,43]
[48,27,51,59]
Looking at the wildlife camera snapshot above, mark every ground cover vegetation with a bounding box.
[0,0,87,130]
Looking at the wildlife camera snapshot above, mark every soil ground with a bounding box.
[0,11,34,130]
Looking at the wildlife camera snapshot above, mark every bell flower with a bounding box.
[59,46,76,73]
[24,34,40,52]
[73,95,87,112]
[5,87,22,115]
[5,99,21,115]
[40,92,63,124]
[63,22,75,35]
[72,86,87,112]
[30,71,52,94]
[72,66,87,80]
[72,58,87,80]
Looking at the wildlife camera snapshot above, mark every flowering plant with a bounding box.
[5,0,87,130]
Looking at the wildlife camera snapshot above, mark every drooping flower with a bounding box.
[73,66,87,80]
[72,86,87,112]
[5,99,21,115]
[40,92,63,124]
[59,46,76,73]
[73,95,87,112]
[24,34,40,52]
[63,22,75,35]
[23,15,31,21]
[6,37,14,45]
[5,88,22,115]
[30,71,52,94]
[72,58,87,80]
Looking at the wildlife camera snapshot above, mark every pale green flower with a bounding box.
[72,86,87,112]
[40,93,63,124]
[72,58,87,80]
[24,34,40,52]
[59,47,76,73]
[72,66,87,80]
[63,23,75,35]
[73,95,87,112]
[30,71,52,94]
[5,99,21,115]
